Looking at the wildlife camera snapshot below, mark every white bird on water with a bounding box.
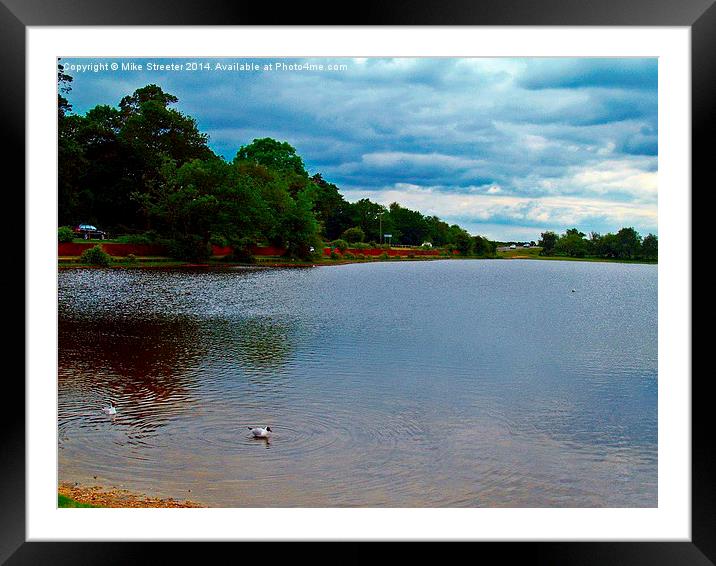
[248,426,272,438]
[102,401,117,415]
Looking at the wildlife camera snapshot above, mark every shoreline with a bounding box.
[58,254,657,269]
[58,481,205,508]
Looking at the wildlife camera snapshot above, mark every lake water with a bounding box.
[58,260,657,507]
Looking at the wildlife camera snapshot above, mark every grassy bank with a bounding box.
[58,494,96,508]
[496,246,656,264]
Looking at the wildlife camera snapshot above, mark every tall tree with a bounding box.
[641,233,658,260]
[387,202,429,245]
[615,227,642,259]
[539,231,558,255]
[309,173,354,239]
[350,198,389,242]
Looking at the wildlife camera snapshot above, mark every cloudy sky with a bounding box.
[61,57,658,241]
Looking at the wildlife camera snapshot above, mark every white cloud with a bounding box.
[343,184,657,239]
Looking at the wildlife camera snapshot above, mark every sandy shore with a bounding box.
[59,482,205,508]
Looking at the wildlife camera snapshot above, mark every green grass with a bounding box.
[496,247,656,264]
[58,494,95,508]
[496,247,544,259]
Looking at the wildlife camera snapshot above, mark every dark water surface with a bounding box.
[58,260,657,507]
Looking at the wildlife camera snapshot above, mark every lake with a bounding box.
[58,259,657,507]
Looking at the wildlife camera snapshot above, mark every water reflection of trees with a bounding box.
[209,317,297,379]
[58,316,205,428]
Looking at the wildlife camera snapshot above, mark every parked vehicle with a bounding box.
[74,224,107,240]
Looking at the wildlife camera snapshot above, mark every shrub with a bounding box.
[210,234,229,248]
[116,233,153,245]
[330,250,340,260]
[379,252,389,260]
[341,226,365,243]
[357,253,366,260]
[80,245,111,266]
[168,235,211,262]
[407,253,416,258]
[127,253,137,264]
[331,239,349,252]
[58,226,75,243]
[229,237,255,263]
[344,252,355,260]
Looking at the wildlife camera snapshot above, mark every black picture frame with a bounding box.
[5,0,708,561]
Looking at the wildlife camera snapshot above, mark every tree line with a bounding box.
[538,227,657,261]
[58,63,655,263]
[58,64,495,260]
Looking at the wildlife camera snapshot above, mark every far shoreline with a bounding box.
[58,254,657,270]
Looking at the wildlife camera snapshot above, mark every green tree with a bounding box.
[57,62,88,225]
[350,199,389,242]
[594,232,618,258]
[341,226,365,243]
[539,231,558,255]
[275,188,322,259]
[615,227,642,259]
[472,235,496,256]
[309,174,354,239]
[424,215,451,246]
[641,233,658,260]
[452,229,473,255]
[387,202,429,246]
[57,59,73,118]
[235,138,311,198]
[235,138,307,178]
[555,228,590,257]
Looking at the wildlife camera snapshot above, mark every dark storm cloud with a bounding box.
[61,57,658,240]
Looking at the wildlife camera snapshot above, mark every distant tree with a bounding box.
[555,228,590,257]
[472,235,496,256]
[539,231,558,255]
[350,199,389,242]
[341,226,365,243]
[641,233,658,260]
[310,174,353,239]
[594,232,619,258]
[275,188,322,260]
[57,61,87,224]
[235,138,308,183]
[425,215,452,246]
[57,59,73,118]
[615,227,642,259]
[452,229,473,255]
[387,202,429,245]
[330,239,349,252]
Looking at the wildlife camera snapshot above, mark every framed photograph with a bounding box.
[7,0,708,561]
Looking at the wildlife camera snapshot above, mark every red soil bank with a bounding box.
[59,242,169,256]
[59,242,289,257]
[322,247,449,257]
[210,245,287,256]
[59,242,454,258]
